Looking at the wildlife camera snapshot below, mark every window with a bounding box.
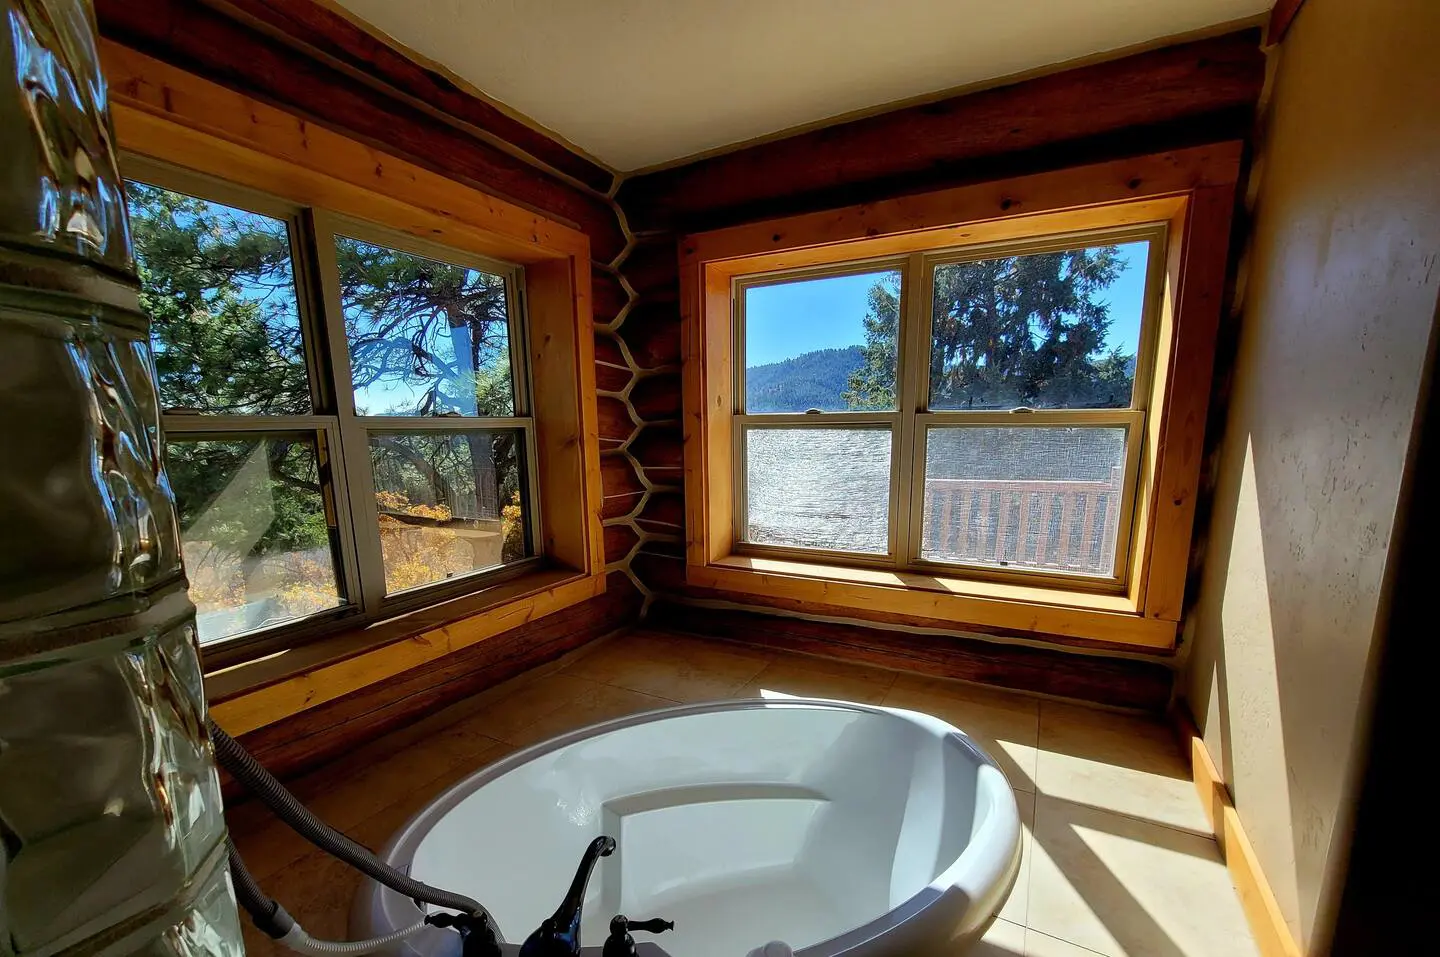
[734,230,1159,588]
[681,148,1242,649]
[127,163,538,656]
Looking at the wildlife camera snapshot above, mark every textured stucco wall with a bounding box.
[1183,0,1440,949]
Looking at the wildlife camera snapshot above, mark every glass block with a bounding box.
[0,609,227,954]
[0,315,184,624]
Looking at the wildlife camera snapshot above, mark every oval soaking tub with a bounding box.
[356,698,1021,957]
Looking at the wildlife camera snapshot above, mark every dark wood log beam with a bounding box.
[649,600,1173,712]
[96,0,628,262]
[205,0,615,193]
[618,29,1265,234]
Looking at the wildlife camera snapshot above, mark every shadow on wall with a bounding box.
[1182,0,1440,949]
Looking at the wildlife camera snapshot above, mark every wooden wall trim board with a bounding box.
[680,145,1241,651]
[105,43,617,736]
[652,600,1173,711]
[689,560,1178,650]
[1140,183,1235,621]
[211,575,605,736]
[659,569,1171,655]
[232,581,642,787]
[103,43,589,265]
[1173,708,1303,957]
[619,30,1264,233]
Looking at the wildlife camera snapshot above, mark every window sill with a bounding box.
[205,567,605,735]
[690,555,1176,650]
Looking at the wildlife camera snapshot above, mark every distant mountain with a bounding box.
[746,346,864,412]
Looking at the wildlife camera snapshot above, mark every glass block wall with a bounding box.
[0,2,244,955]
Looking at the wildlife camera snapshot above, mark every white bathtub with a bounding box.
[355,698,1021,957]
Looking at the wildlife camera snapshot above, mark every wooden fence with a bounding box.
[921,467,1124,575]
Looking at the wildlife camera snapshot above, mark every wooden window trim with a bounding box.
[680,144,1241,650]
[102,41,606,730]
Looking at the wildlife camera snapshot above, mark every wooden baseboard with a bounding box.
[1172,708,1303,957]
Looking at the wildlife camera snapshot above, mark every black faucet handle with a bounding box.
[603,916,675,957]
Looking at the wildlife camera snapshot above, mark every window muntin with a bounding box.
[733,227,1163,587]
[126,163,539,657]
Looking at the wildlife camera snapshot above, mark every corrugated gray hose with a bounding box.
[208,717,489,921]
[227,836,430,955]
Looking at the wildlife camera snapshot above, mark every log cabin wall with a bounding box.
[94,0,659,772]
[614,28,1269,696]
[98,4,1268,734]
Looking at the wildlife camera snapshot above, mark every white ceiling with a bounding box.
[332,0,1270,173]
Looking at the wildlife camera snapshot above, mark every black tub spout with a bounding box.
[518,836,616,957]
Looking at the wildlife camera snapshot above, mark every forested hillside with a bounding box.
[746,346,864,412]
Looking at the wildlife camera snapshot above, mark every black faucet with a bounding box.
[518,836,616,957]
[602,915,675,957]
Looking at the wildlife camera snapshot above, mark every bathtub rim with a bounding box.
[358,696,1021,957]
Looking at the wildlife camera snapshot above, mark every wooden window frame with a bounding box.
[123,158,554,668]
[729,224,1166,590]
[102,41,606,731]
[681,144,1242,650]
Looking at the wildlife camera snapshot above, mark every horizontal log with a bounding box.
[233,586,640,785]
[649,600,1172,711]
[209,0,614,191]
[604,524,640,564]
[596,396,636,448]
[617,301,682,369]
[600,454,645,501]
[97,0,626,260]
[636,491,684,532]
[629,373,682,421]
[619,30,1264,233]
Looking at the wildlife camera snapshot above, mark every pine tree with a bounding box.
[128,183,521,572]
[844,247,1133,411]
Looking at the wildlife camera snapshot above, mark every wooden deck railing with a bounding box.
[921,467,1124,575]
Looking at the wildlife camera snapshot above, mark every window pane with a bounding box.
[127,182,310,415]
[930,241,1149,410]
[369,430,528,593]
[744,269,901,412]
[337,237,514,417]
[167,436,342,645]
[922,427,1128,576]
[745,428,891,553]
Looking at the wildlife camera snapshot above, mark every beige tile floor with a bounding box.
[226,628,1259,957]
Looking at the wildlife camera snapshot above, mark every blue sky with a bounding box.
[744,242,1150,368]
